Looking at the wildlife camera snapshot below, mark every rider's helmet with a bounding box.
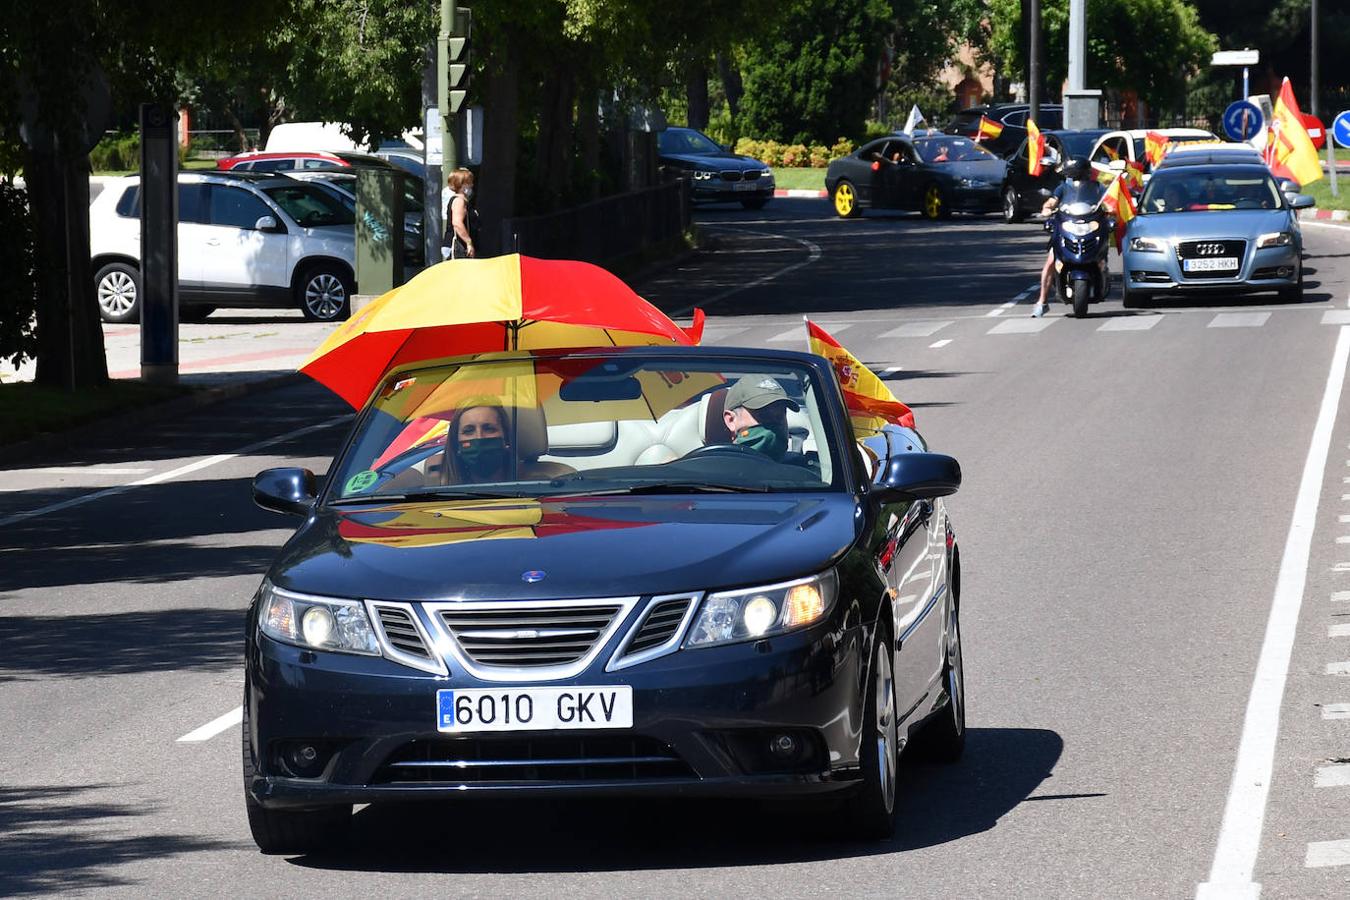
[1062,157,1091,182]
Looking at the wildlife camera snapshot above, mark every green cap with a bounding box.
[725,375,799,412]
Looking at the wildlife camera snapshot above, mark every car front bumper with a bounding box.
[1123,242,1300,294]
[245,612,867,809]
[949,184,1002,213]
[690,183,775,203]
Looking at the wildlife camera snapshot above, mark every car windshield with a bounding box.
[1057,132,1101,157]
[1140,170,1282,213]
[1131,135,1217,160]
[261,183,355,227]
[327,353,842,503]
[915,137,994,163]
[658,129,722,155]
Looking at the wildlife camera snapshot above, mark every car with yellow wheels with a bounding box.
[825,134,1003,220]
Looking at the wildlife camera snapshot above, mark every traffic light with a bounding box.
[441,6,471,116]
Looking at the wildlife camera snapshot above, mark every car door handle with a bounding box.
[205,238,220,246]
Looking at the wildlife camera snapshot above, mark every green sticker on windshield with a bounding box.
[345,470,379,494]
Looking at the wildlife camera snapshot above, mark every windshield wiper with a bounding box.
[329,489,517,505]
[557,482,770,497]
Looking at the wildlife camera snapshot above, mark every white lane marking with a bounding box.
[929,339,953,349]
[984,299,1019,318]
[1014,284,1039,300]
[177,706,243,743]
[1322,703,1350,719]
[1329,623,1350,638]
[1197,326,1350,899]
[1333,591,1350,601]
[0,416,348,528]
[1326,661,1350,676]
[1339,514,1350,522]
[1333,562,1350,572]
[1208,312,1272,328]
[1098,316,1162,332]
[1315,763,1350,787]
[1337,536,1350,544]
[988,318,1056,334]
[769,323,850,343]
[669,227,823,317]
[1306,839,1350,868]
[27,467,152,475]
[1323,311,1350,325]
[880,321,952,338]
[879,366,902,377]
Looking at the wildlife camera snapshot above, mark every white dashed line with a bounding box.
[1329,623,1350,638]
[988,318,1056,334]
[1197,326,1350,899]
[984,300,1018,318]
[1321,703,1350,719]
[1315,764,1350,787]
[1333,591,1350,601]
[1209,312,1272,328]
[1098,316,1162,332]
[1326,661,1350,676]
[880,320,952,338]
[1324,311,1350,325]
[770,323,849,343]
[1339,514,1350,522]
[929,339,952,349]
[1306,839,1350,868]
[1337,536,1350,543]
[177,706,243,743]
[879,366,902,377]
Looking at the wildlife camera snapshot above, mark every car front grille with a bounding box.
[374,605,434,660]
[1176,240,1246,279]
[720,170,743,182]
[373,735,694,784]
[625,597,693,655]
[437,602,626,668]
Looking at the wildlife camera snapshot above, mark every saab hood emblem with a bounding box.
[521,570,546,583]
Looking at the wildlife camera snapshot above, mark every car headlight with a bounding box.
[1129,236,1165,253]
[685,570,838,648]
[957,177,989,188]
[1062,220,1100,236]
[1257,231,1292,248]
[760,168,773,180]
[258,580,380,656]
[691,170,714,181]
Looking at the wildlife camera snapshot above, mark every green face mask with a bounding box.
[458,437,509,479]
[734,424,788,461]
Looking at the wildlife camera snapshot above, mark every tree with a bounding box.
[988,0,1216,112]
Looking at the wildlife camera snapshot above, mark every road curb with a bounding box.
[0,371,308,466]
[1301,208,1350,223]
[773,189,827,198]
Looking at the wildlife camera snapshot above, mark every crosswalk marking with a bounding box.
[988,319,1056,335]
[1098,316,1162,332]
[1208,312,1271,328]
[1329,623,1350,638]
[1325,661,1350,675]
[1322,703,1350,719]
[769,323,851,342]
[1323,311,1350,325]
[929,339,952,349]
[880,320,952,338]
[701,326,750,344]
[1306,839,1350,868]
[1333,591,1350,601]
[1314,763,1350,787]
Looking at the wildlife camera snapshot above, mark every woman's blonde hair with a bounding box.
[447,167,474,193]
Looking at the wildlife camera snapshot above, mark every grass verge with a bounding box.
[1304,176,1350,213]
[0,379,193,446]
[92,158,220,176]
[772,168,827,192]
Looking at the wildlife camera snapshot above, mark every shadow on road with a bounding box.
[285,727,1064,874]
[0,784,231,895]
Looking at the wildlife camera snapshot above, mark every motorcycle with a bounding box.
[1043,200,1111,318]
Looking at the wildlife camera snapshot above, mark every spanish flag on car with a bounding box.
[806,319,915,436]
[1027,119,1046,176]
[1264,77,1323,186]
[976,115,1004,142]
[1144,131,1170,169]
[1099,173,1137,251]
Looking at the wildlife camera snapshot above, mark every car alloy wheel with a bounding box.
[837,623,899,839]
[911,597,967,762]
[1002,186,1023,223]
[299,266,352,322]
[95,262,141,324]
[833,181,858,218]
[922,184,946,220]
[873,646,898,813]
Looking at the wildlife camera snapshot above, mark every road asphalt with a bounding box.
[4,199,1350,898]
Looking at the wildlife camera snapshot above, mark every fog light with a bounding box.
[768,733,798,758]
[1278,266,1292,277]
[283,743,326,777]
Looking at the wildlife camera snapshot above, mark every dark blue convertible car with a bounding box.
[244,345,964,852]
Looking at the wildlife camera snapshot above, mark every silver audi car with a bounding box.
[1121,163,1315,308]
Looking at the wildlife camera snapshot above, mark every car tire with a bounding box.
[1279,264,1303,303]
[837,621,899,840]
[297,263,353,322]
[180,305,216,323]
[241,697,351,854]
[1002,186,1023,224]
[741,197,770,211]
[921,183,950,220]
[908,595,966,763]
[95,262,141,324]
[1121,285,1150,309]
[832,180,861,218]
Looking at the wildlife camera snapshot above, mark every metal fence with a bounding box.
[500,179,690,265]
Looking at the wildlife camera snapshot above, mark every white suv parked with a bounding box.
[90,171,358,323]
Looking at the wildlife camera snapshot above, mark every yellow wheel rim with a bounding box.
[834,183,855,216]
[924,185,942,218]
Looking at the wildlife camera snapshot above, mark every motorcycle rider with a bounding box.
[1032,157,1107,317]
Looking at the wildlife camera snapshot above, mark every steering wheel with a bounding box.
[679,442,762,461]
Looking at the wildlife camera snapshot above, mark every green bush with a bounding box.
[829,137,855,160]
[89,132,140,172]
[734,137,762,160]
[862,120,893,142]
[808,144,829,167]
[780,143,808,167]
[758,140,784,167]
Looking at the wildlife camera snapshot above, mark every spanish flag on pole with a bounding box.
[976,115,1004,142]
[1264,77,1323,186]
[806,319,915,435]
[1144,131,1170,169]
[1027,118,1045,176]
[1099,172,1137,251]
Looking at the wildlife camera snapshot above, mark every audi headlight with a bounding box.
[685,570,838,648]
[258,580,379,656]
[691,169,715,181]
[1062,220,1100,236]
[1129,236,1165,253]
[1257,231,1292,248]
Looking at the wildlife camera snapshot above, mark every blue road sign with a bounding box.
[1333,111,1350,150]
[1223,101,1264,142]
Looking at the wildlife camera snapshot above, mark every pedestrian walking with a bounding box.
[442,168,479,261]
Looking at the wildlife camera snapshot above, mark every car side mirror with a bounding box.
[1278,178,1301,193]
[1108,159,1127,172]
[870,452,961,504]
[1287,193,1315,210]
[254,215,285,233]
[253,467,316,516]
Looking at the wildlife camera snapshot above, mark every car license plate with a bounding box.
[436,686,633,733]
[1183,257,1238,272]
[733,181,757,191]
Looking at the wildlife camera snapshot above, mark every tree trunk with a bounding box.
[29,144,108,389]
[477,35,520,257]
[577,83,601,200]
[533,63,576,209]
[686,58,710,131]
[716,50,743,121]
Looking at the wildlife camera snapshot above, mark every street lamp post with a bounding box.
[1029,0,1041,120]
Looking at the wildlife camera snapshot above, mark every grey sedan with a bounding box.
[1121,163,1314,307]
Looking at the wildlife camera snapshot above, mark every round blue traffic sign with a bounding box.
[1333,111,1350,150]
[1223,100,1264,142]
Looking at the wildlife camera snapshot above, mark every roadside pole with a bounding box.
[421,44,442,268]
[438,4,470,209]
[138,103,178,385]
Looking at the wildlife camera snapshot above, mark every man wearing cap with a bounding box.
[722,376,799,462]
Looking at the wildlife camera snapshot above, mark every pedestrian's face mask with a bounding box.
[734,423,788,461]
[458,437,508,479]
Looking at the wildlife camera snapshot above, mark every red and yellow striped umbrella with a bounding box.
[301,254,702,407]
